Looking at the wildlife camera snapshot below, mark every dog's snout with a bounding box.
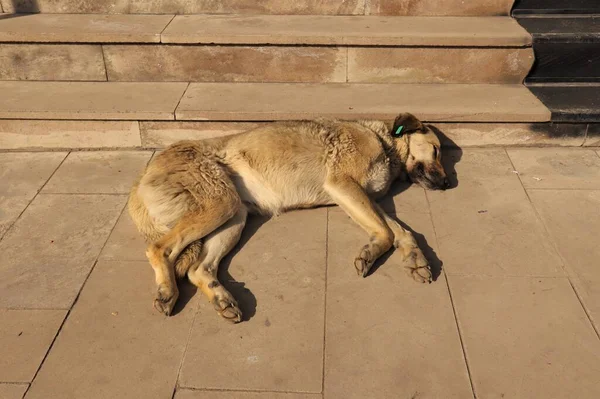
[442,177,450,190]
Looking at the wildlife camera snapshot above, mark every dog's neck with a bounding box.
[356,120,409,180]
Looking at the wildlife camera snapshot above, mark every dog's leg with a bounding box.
[187,206,247,323]
[146,200,239,316]
[325,177,394,277]
[374,204,432,283]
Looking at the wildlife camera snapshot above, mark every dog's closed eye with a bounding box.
[433,146,438,159]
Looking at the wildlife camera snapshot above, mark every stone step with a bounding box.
[527,83,600,122]
[0,0,515,16]
[0,14,533,84]
[0,14,531,46]
[0,81,550,122]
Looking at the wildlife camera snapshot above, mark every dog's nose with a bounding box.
[442,178,450,189]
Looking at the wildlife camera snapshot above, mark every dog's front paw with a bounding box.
[154,284,179,316]
[212,294,242,323]
[354,245,375,278]
[403,247,432,284]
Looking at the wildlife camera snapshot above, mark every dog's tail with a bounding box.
[127,181,202,278]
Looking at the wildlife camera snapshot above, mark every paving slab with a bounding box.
[43,151,151,194]
[176,83,551,122]
[0,383,28,399]
[99,208,148,262]
[348,48,533,84]
[0,120,142,150]
[179,209,327,393]
[450,276,600,399]
[0,194,125,308]
[426,149,564,276]
[0,14,173,43]
[176,391,321,399]
[0,310,66,383]
[0,44,105,81]
[140,121,263,148]
[163,15,530,46]
[0,152,66,238]
[529,189,600,330]
[324,209,472,398]
[0,82,188,120]
[104,45,346,83]
[367,0,514,16]
[0,0,364,14]
[25,260,197,399]
[507,148,600,189]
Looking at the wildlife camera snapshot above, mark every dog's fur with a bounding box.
[128,113,448,321]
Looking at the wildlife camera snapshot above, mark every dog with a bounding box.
[128,113,449,322]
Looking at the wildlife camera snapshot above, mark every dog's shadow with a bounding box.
[171,216,268,320]
[372,125,462,281]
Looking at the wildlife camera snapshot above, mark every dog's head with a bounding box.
[391,113,449,190]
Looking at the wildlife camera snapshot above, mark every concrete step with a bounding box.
[0,81,550,122]
[0,0,515,16]
[0,14,533,84]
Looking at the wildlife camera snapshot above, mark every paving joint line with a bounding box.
[424,189,477,399]
[504,148,600,341]
[23,199,130,397]
[159,14,177,43]
[0,151,69,242]
[100,44,109,81]
[171,300,201,399]
[320,207,330,396]
[581,124,590,146]
[177,386,321,394]
[173,82,191,121]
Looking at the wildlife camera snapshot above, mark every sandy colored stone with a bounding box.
[0,82,187,120]
[529,189,600,330]
[0,194,125,308]
[176,83,550,122]
[348,48,533,84]
[1,0,363,14]
[0,384,28,399]
[0,310,66,382]
[0,44,105,81]
[104,45,346,83]
[507,148,600,189]
[99,208,148,261]
[324,210,471,398]
[43,151,151,194]
[0,120,142,150]
[140,121,262,148]
[25,260,197,399]
[179,209,327,392]
[367,0,514,16]
[0,13,173,42]
[0,152,66,237]
[163,15,531,46]
[176,391,321,399]
[426,149,564,276]
[432,122,587,147]
[450,276,600,398]
[584,124,600,146]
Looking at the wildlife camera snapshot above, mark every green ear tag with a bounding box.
[394,125,404,137]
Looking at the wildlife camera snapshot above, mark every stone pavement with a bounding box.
[1,147,600,399]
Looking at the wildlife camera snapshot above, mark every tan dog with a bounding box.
[128,113,449,321]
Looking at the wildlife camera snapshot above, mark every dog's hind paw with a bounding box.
[213,296,242,323]
[404,248,432,284]
[154,285,179,316]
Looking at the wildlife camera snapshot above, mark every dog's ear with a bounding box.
[391,113,424,138]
